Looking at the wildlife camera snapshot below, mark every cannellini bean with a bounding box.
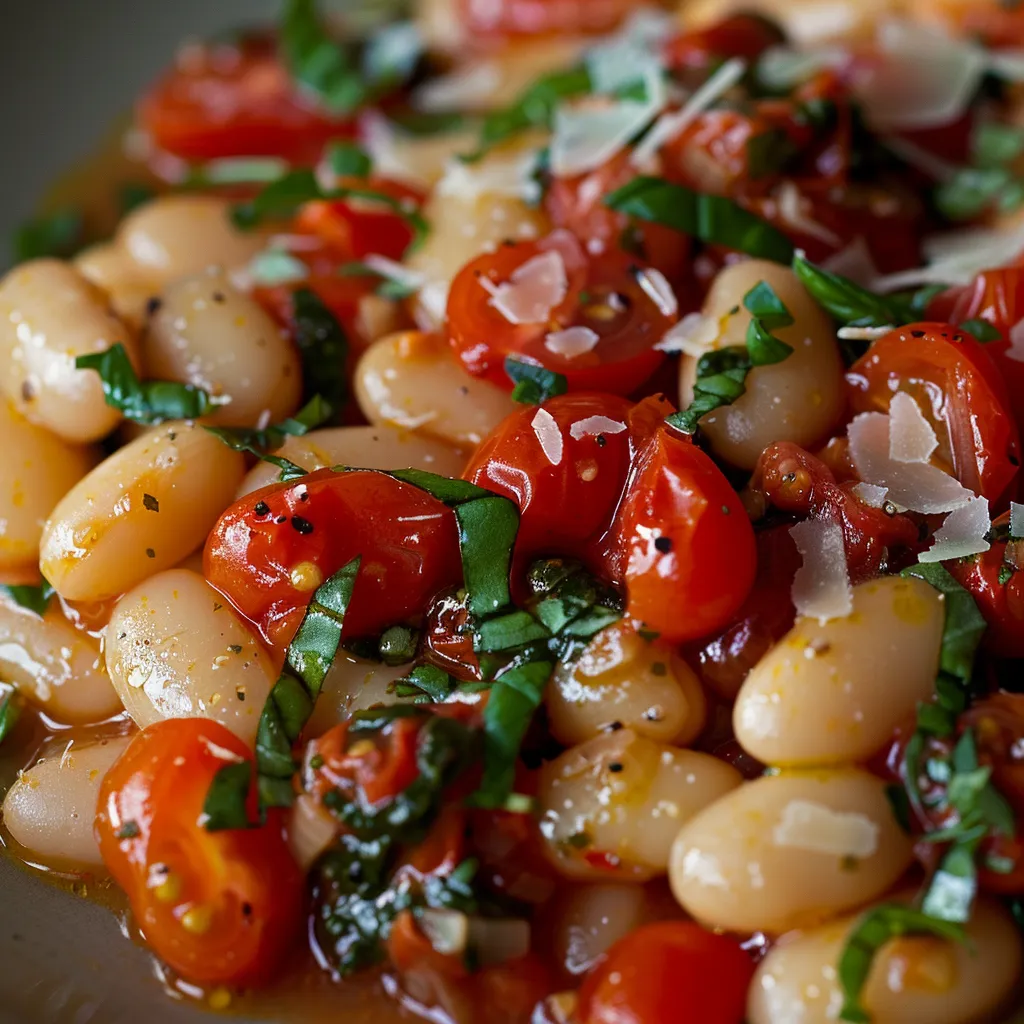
[105,569,275,746]
[144,269,302,427]
[305,652,413,737]
[2,732,133,868]
[355,331,520,448]
[0,593,122,723]
[669,769,914,934]
[734,576,944,767]
[0,258,141,443]
[0,400,98,571]
[116,195,265,285]
[546,623,707,748]
[679,261,844,470]
[747,894,1023,1024]
[538,729,742,881]
[74,243,156,331]
[681,0,899,43]
[40,421,245,602]
[239,424,467,496]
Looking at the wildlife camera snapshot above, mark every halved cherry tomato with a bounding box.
[446,233,672,396]
[846,322,1021,506]
[139,37,356,163]
[204,468,463,652]
[662,12,785,73]
[578,921,755,1024]
[460,0,635,40]
[612,424,757,643]
[95,719,303,987]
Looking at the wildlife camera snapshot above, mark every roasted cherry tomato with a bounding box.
[947,510,1024,658]
[139,36,356,163]
[612,424,757,644]
[460,0,635,40]
[95,719,303,987]
[846,322,1021,506]
[578,921,755,1024]
[204,469,463,652]
[663,12,785,72]
[446,232,672,396]
[464,394,669,572]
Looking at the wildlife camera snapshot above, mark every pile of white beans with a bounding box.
[0,177,1020,1024]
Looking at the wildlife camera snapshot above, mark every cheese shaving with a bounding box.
[919,495,992,563]
[789,517,853,623]
[635,268,678,317]
[837,325,894,342]
[852,482,888,508]
[532,407,563,466]
[246,249,309,287]
[1011,501,1024,540]
[569,415,627,441]
[656,311,720,356]
[361,254,427,292]
[888,392,939,464]
[545,326,600,358]
[481,251,568,325]
[773,800,879,858]
[360,111,430,189]
[436,150,542,204]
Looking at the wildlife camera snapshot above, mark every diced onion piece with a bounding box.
[466,917,531,967]
[656,311,719,355]
[545,325,600,358]
[789,517,853,623]
[482,251,568,325]
[852,482,888,508]
[532,407,563,465]
[1011,501,1024,540]
[773,800,879,858]
[436,150,542,204]
[888,392,939,464]
[848,412,973,514]
[568,415,627,441]
[919,496,992,563]
[635,267,678,317]
[414,61,501,112]
[419,909,469,957]
[631,57,747,168]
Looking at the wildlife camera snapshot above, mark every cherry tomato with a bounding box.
[204,468,463,652]
[663,13,785,72]
[446,233,672,396]
[139,37,356,163]
[948,512,1024,658]
[846,322,1021,506]
[578,922,755,1024]
[612,424,757,644]
[460,0,635,40]
[750,441,920,580]
[95,719,303,987]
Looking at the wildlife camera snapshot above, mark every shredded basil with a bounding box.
[118,183,157,215]
[934,121,1024,222]
[959,318,1003,344]
[1,581,55,617]
[292,288,350,418]
[837,904,967,1022]
[746,127,800,179]
[0,689,21,748]
[390,109,468,136]
[505,357,568,405]
[13,208,84,263]
[184,156,290,189]
[668,281,793,433]
[324,139,373,178]
[76,343,213,425]
[604,176,795,264]
[389,664,455,702]
[792,253,915,328]
[201,761,254,831]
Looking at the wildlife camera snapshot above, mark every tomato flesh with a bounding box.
[95,719,304,987]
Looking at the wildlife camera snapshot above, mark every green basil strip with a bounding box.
[474,659,554,808]
[14,208,85,262]
[201,760,255,832]
[604,176,795,264]
[0,689,22,747]
[76,344,213,425]
[325,139,373,178]
[475,609,553,653]
[389,664,455,702]
[292,288,350,418]
[921,841,980,923]
[505,357,568,405]
[959,318,1002,343]
[1,582,55,617]
[792,253,915,328]
[837,904,967,1023]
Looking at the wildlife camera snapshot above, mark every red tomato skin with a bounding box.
[612,425,757,644]
[204,468,463,652]
[846,322,1021,506]
[95,719,304,987]
[578,922,755,1024]
[663,13,785,72]
[139,39,356,163]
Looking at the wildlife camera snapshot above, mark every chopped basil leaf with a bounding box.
[1,581,55,616]
[746,127,800,179]
[390,109,468,136]
[475,610,553,653]
[201,761,254,831]
[959,317,1002,343]
[792,253,914,328]
[975,122,1024,168]
[936,167,1017,221]
[505,357,568,404]
[0,689,21,748]
[389,664,455,702]
[604,176,795,264]
[13,208,85,263]
[76,343,213,425]
[118,182,157,215]
[292,288,350,418]
[837,904,966,1022]
[185,156,290,189]
[325,139,373,179]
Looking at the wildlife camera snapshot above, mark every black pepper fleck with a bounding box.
[596,435,607,447]
[608,762,624,773]
[212,292,226,304]
[254,501,270,516]
[654,536,673,554]
[911,330,925,338]
[291,516,314,535]
[145,297,163,317]
[145,548,156,558]
[275,515,287,524]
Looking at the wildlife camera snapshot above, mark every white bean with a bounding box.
[239,424,468,497]
[74,243,156,332]
[0,400,98,571]
[748,894,1023,1024]
[116,195,265,285]
[105,569,275,746]
[0,593,122,723]
[734,576,944,767]
[355,331,520,448]
[669,769,914,934]
[679,261,845,470]
[40,421,245,602]
[538,729,742,881]
[0,259,141,443]
[305,653,413,737]
[2,732,133,868]
[144,269,302,427]
[546,623,707,748]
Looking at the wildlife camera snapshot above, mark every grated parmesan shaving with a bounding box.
[1011,501,1024,540]
[532,408,563,466]
[436,150,542,204]
[852,482,888,508]
[481,251,568,325]
[789,517,853,623]
[656,311,720,356]
[569,415,627,441]
[545,326,600,358]
[635,267,678,317]
[361,254,427,292]
[773,800,879,858]
[919,495,992,563]
[837,325,893,342]
[888,392,939,464]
